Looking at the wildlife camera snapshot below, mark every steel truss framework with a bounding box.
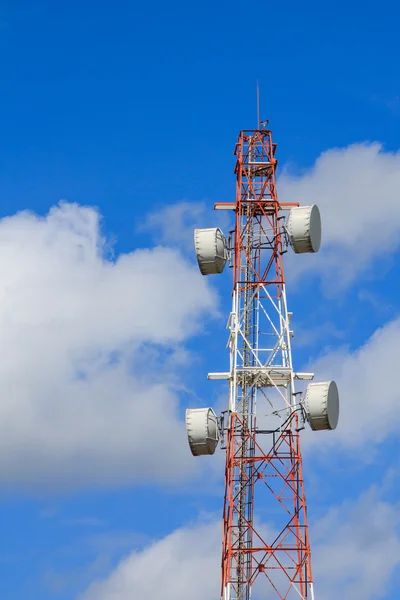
[220,128,314,600]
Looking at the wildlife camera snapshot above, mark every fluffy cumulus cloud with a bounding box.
[140,201,207,251]
[0,202,218,488]
[279,142,400,286]
[140,200,232,253]
[312,485,400,600]
[80,518,221,600]
[80,484,400,600]
[302,316,400,449]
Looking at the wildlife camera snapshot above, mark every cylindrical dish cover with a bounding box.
[186,407,220,455]
[287,205,321,254]
[305,381,339,431]
[194,228,227,275]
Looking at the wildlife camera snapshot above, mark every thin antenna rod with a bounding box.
[256,80,260,129]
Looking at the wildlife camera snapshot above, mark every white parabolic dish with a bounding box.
[194,228,228,275]
[287,205,321,254]
[305,381,339,431]
[186,407,220,456]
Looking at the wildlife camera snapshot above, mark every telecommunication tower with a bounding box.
[186,122,339,600]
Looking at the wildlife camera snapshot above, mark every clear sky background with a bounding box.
[1,1,400,599]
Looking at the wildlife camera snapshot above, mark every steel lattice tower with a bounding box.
[187,121,339,600]
[221,126,313,600]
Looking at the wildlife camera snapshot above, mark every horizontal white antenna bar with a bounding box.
[208,372,230,380]
[207,370,314,383]
[294,372,315,380]
[214,203,236,210]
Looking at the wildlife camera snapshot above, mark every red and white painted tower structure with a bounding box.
[186,122,339,600]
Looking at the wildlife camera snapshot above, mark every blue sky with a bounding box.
[1,1,400,599]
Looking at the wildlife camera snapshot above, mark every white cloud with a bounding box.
[302,316,400,450]
[80,484,400,600]
[279,142,400,286]
[80,518,220,600]
[312,485,400,600]
[140,200,232,253]
[0,202,218,488]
